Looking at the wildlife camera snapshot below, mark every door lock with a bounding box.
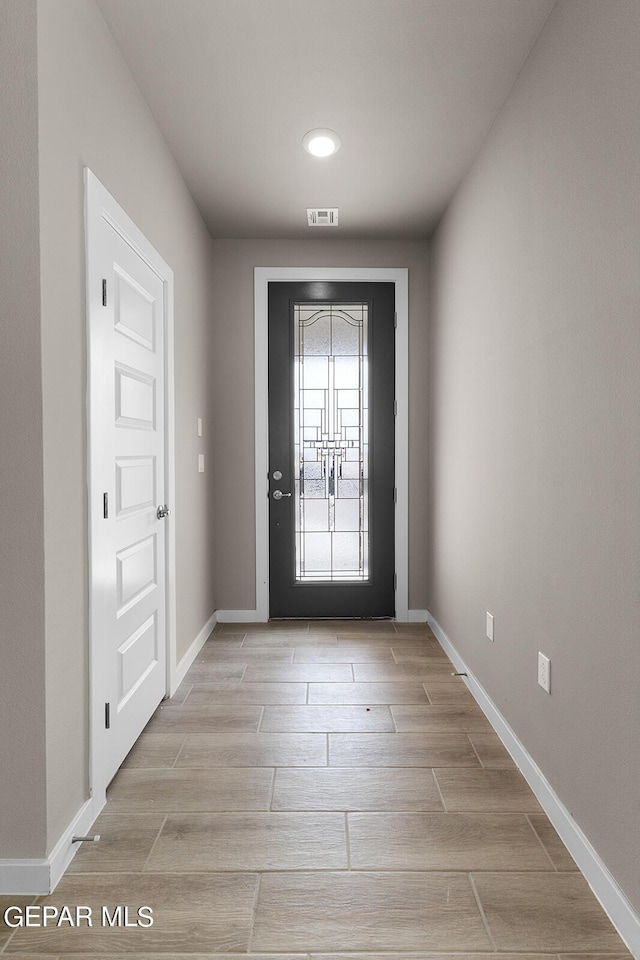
[272,490,292,500]
[156,504,171,519]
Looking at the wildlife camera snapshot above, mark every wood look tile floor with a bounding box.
[2,622,630,958]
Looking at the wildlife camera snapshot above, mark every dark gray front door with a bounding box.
[268,281,395,618]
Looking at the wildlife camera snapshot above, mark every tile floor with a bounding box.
[1,621,631,958]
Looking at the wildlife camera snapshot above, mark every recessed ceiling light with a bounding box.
[303,128,341,158]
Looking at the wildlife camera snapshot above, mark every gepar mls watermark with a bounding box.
[3,904,153,928]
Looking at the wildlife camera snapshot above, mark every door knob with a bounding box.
[272,490,292,500]
[156,504,171,519]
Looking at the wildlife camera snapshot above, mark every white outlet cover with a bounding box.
[538,652,551,693]
[486,612,494,642]
[198,454,205,473]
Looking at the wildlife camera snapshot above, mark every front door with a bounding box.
[88,175,169,790]
[268,281,395,618]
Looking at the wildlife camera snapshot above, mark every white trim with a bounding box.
[48,797,104,893]
[164,252,177,694]
[254,267,409,622]
[407,608,429,622]
[427,610,640,959]
[85,169,176,800]
[0,859,49,896]
[216,609,262,623]
[173,612,217,691]
[0,797,103,895]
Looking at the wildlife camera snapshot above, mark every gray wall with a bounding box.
[428,0,640,914]
[210,239,429,613]
[37,0,217,848]
[0,0,48,859]
[1,0,217,859]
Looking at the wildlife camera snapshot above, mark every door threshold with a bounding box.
[269,616,396,621]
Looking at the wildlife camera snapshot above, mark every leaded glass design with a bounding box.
[294,303,369,581]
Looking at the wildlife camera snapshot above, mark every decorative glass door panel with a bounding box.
[294,303,369,582]
[268,281,395,619]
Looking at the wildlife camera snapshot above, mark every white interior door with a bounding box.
[87,171,174,797]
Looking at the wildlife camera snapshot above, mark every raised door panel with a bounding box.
[115,457,156,519]
[115,364,156,430]
[114,266,156,351]
[117,613,159,710]
[116,535,157,618]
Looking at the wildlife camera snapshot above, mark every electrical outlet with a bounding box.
[538,652,551,693]
[486,612,494,642]
[197,417,203,437]
[198,454,205,473]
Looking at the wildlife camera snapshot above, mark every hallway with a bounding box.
[2,621,629,956]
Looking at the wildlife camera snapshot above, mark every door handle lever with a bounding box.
[156,504,171,519]
[272,490,292,500]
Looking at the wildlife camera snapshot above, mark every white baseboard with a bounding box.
[427,610,640,959]
[406,608,429,622]
[0,796,103,895]
[216,609,263,623]
[173,611,217,692]
[1,612,222,897]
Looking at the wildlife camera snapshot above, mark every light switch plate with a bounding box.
[197,418,203,437]
[538,652,551,693]
[198,454,205,473]
[486,612,494,642]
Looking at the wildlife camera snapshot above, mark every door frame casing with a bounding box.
[254,267,409,621]
[85,169,177,804]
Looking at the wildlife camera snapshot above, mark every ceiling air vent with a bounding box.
[307,208,339,227]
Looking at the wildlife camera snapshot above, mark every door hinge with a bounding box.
[102,279,107,306]
[394,311,398,328]
[394,572,398,590]
[105,702,111,729]
[393,400,398,417]
[103,492,109,519]
[394,487,397,503]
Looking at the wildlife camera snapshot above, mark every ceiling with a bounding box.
[97,0,555,240]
